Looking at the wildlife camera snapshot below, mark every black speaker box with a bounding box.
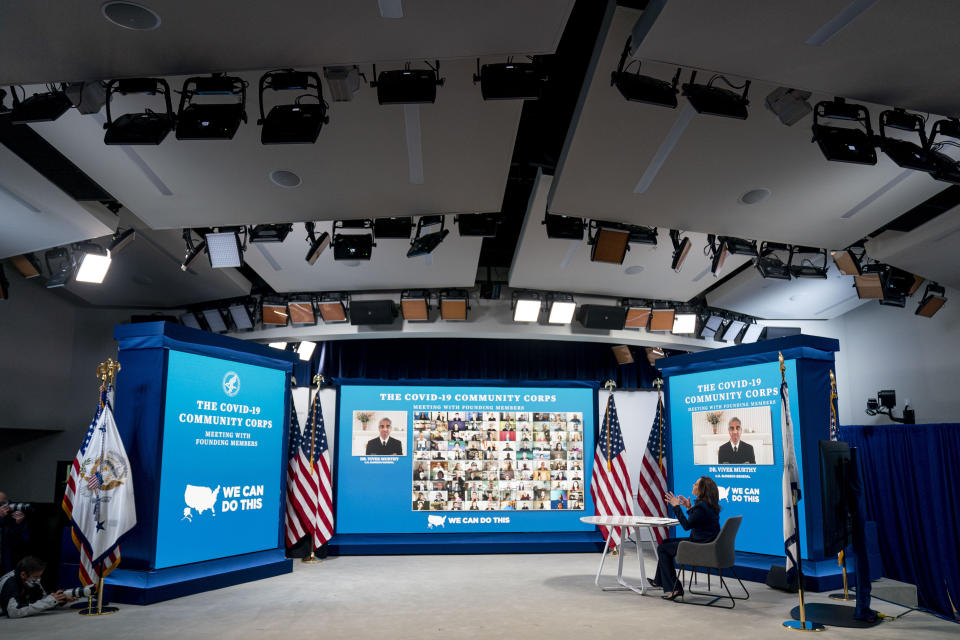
[350,300,396,325]
[765,326,801,339]
[578,305,627,330]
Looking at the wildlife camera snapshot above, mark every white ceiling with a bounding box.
[549,8,949,249]
[866,208,960,291]
[0,1,574,84]
[510,173,752,301]
[30,58,522,229]
[634,0,960,117]
[244,221,483,293]
[0,145,114,259]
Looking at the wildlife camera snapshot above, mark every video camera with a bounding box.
[4,502,31,512]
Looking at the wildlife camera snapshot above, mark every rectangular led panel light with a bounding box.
[722,319,746,342]
[268,342,287,350]
[547,300,577,324]
[401,298,430,321]
[287,301,316,325]
[180,312,201,330]
[201,309,227,332]
[205,231,243,268]
[672,313,697,334]
[296,341,316,361]
[261,303,288,326]
[75,249,112,284]
[513,299,541,322]
[649,309,675,331]
[440,298,468,321]
[741,324,764,343]
[228,304,254,330]
[318,300,348,323]
[624,307,651,329]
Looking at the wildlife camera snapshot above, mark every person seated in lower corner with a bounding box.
[0,556,78,618]
[652,476,722,601]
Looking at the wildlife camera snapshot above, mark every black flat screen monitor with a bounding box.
[819,440,853,557]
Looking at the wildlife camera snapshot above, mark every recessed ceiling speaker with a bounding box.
[101,1,162,30]
[349,300,397,325]
[578,305,627,330]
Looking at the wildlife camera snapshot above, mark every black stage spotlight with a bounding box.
[610,37,679,108]
[877,264,921,307]
[916,282,946,318]
[928,118,960,184]
[176,74,247,140]
[408,215,449,257]
[720,236,758,256]
[811,97,877,165]
[755,241,793,280]
[473,58,544,101]
[372,62,444,104]
[878,108,936,173]
[257,69,329,144]
[708,235,756,277]
[249,224,293,243]
[456,212,502,237]
[180,230,206,272]
[304,222,330,264]
[669,229,691,272]
[681,71,750,119]
[333,219,374,261]
[789,246,829,278]
[103,78,175,145]
[44,247,74,288]
[373,217,413,239]
[9,85,73,123]
[543,212,585,240]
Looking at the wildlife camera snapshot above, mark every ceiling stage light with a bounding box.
[589,221,657,264]
[474,59,544,101]
[543,212,585,240]
[755,241,793,280]
[268,342,288,350]
[180,231,207,272]
[408,216,449,258]
[547,294,576,324]
[916,283,946,318]
[204,230,244,268]
[831,248,863,275]
[349,300,397,325]
[287,298,317,326]
[261,299,288,326]
[649,308,675,331]
[681,71,750,119]
[175,74,247,140]
[669,230,691,272]
[513,292,542,323]
[108,228,136,254]
[10,254,40,279]
[741,323,764,344]
[373,217,413,239]
[878,108,936,172]
[372,62,444,104]
[721,319,746,342]
[103,78,175,145]
[201,308,228,333]
[10,87,73,124]
[180,312,201,330]
[296,341,316,362]
[304,222,331,264]
[700,314,725,340]
[249,224,293,243]
[318,294,349,323]
[440,289,469,321]
[854,269,884,300]
[333,220,374,261]
[623,302,651,330]
[258,69,329,144]
[811,97,877,165]
[401,290,431,321]
[928,118,960,184]
[672,312,697,334]
[456,213,502,237]
[44,247,74,288]
[228,302,255,330]
[789,246,828,279]
[611,37,679,108]
[74,243,112,284]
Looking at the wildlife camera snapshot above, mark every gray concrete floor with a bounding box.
[6,548,957,639]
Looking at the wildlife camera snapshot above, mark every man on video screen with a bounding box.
[717,417,755,464]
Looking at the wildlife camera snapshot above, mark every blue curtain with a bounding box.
[302,338,662,388]
[840,423,960,619]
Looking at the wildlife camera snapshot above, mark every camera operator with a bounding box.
[0,492,29,574]
[1,556,78,618]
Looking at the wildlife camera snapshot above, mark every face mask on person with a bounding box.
[24,578,41,587]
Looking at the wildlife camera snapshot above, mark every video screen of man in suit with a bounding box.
[366,418,404,456]
[717,417,756,464]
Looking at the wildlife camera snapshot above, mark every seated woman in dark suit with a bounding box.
[651,475,721,601]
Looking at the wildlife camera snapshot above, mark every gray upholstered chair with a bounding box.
[675,515,750,608]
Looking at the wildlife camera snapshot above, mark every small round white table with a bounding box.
[580,515,680,595]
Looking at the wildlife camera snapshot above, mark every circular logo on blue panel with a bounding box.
[222,371,240,397]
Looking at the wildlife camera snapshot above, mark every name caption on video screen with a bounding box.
[379,392,558,403]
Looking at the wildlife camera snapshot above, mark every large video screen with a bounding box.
[668,360,806,556]
[336,385,596,534]
[154,350,287,568]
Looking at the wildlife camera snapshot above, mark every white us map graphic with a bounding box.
[183,484,221,521]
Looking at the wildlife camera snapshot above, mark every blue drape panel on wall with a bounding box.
[840,423,960,618]
[304,338,661,388]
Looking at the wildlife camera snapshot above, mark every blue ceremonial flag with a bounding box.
[780,377,801,584]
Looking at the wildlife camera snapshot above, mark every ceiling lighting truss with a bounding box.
[103,78,175,145]
[811,97,877,165]
[257,69,329,144]
[407,215,449,258]
[176,74,247,140]
[611,37,680,108]
[681,70,750,119]
[372,61,445,105]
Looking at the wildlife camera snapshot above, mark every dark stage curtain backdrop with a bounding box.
[840,423,960,619]
[300,338,661,389]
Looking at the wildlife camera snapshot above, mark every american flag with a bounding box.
[285,390,334,550]
[636,392,670,545]
[781,375,802,585]
[590,394,634,548]
[62,387,121,585]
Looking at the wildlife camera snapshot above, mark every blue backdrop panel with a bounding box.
[659,336,839,563]
[841,423,960,619]
[109,322,296,603]
[335,385,595,536]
